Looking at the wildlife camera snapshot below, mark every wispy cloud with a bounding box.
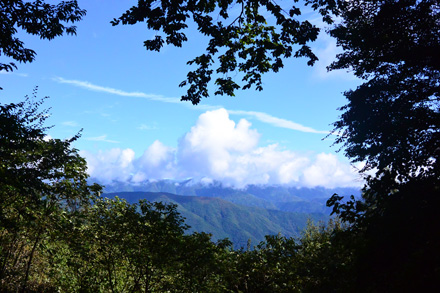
[62,121,79,127]
[138,123,158,131]
[228,110,329,134]
[53,77,182,104]
[54,77,329,134]
[86,134,119,143]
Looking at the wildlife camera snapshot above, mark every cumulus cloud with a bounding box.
[132,140,176,182]
[177,109,260,178]
[82,148,135,184]
[84,109,363,188]
[302,153,364,188]
[43,134,53,141]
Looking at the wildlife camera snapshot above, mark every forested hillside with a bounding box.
[101,180,361,214]
[105,191,328,248]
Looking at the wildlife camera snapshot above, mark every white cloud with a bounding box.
[84,109,362,188]
[302,153,364,188]
[177,108,261,179]
[85,134,119,144]
[53,77,182,104]
[43,134,53,141]
[81,148,135,184]
[228,110,329,134]
[132,140,176,182]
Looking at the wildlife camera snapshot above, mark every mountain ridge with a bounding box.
[98,179,361,214]
[104,191,328,249]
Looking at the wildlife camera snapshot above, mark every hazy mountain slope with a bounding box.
[104,191,327,248]
[100,180,361,214]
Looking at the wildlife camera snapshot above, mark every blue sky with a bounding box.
[1,0,364,188]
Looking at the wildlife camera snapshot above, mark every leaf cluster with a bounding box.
[0,0,86,74]
[112,0,320,104]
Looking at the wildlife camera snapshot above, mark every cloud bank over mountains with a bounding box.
[82,109,363,188]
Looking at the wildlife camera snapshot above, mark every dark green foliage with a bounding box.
[230,234,300,292]
[323,0,440,291]
[329,0,440,78]
[225,219,353,292]
[295,219,355,292]
[52,197,190,291]
[330,0,440,188]
[327,0,440,218]
[0,0,86,75]
[172,233,232,292]
[112,0,320,104]
[0,92,101,291]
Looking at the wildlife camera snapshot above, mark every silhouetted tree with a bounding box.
[325,0,440,291]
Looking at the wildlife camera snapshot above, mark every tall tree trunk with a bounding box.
[21,228,42,292]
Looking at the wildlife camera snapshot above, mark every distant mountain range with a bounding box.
[103,191,327,249]
[100,179,360,248]
[101,179,361,214]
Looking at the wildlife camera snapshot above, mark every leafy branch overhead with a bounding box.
[111,0,321,104]
[0,0,86,73]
